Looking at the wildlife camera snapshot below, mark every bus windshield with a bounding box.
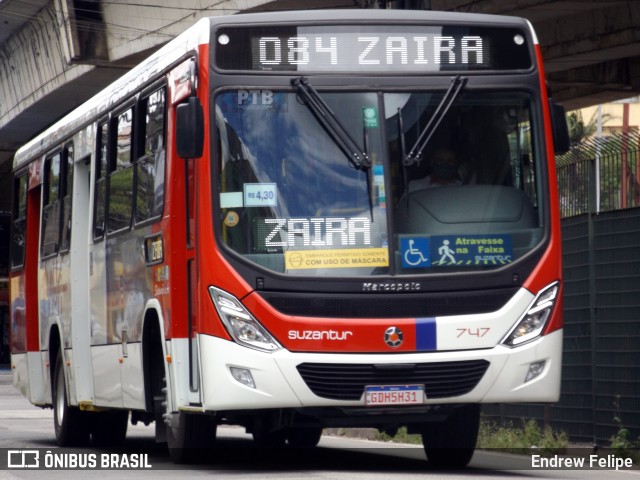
[215,88,544,276]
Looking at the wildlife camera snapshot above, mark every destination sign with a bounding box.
[215,25,532,73]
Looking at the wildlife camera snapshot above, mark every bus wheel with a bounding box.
[91,410,129,447]
[420,404,480,469]
[286,427,323,448]
[167,412,217,464]
[252,428,287,448]
[53,351,89,446]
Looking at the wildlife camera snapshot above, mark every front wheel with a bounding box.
[53,351,90,446]
[252,428,287,448]
[167,411,217,463]
[286,427,323,448]
[420,404,480,469]
[91,410,129,447]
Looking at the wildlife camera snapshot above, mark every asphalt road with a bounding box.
[0,368,637,480]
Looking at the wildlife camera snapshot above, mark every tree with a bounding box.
[566,109,616,146]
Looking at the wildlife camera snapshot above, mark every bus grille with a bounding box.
[258,288,517,318]
[296,360,490,401]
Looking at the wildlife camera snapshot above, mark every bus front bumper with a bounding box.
[193,329,562,412]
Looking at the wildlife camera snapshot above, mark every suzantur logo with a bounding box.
[288,330,353,341]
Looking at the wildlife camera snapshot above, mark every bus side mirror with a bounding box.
[176,96,204,159]
[549,100,570,155]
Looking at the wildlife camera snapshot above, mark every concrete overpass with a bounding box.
[1,0,639,209]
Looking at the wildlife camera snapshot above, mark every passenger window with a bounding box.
[94,121,108,240]
[60,146,74,253]
[41,146,74,256]
[41,153,61,257]
[11,175,28,269]
[107,108,134,233]
[136,87,166,223]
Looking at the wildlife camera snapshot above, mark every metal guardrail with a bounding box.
[556,131,640,217]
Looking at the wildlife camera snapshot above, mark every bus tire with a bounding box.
[420,404,480,469]
[91,410,129,447]
[167,412,217,464]
[252,429,287,448]
[286,427,323,448]
[53,351,90,447]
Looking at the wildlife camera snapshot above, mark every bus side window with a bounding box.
[59,145,74,253]
[94,121,108,240]
[135,87,166,224]
[11,174,28,269]
[107,107,134,233]
[41,153,61,257]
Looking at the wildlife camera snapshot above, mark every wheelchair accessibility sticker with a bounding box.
[401,235,513,268]
[401,238,431,268]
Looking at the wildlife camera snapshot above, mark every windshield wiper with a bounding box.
[403,75,467,166]
[292,77,374,218]
[397,106,409,197]
[291,77,371,170]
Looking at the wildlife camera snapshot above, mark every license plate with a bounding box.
[365,385,425,406]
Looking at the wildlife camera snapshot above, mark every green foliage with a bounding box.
[566,109,616,145]
[477,418,568,454]
[610,396,640,462]
[372,418,569,454]
[375,426,421,444]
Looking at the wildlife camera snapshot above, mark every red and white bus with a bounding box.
[10,9,569,467]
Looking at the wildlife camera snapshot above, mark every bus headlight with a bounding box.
[501,282,559,347]
[209,286,281,353]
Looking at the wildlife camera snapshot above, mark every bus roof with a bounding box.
[13,9,534,171]
[217,8,530,29]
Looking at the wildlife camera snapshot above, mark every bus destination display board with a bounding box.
[215,25,532,73]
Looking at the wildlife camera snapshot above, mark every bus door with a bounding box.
[100,103,148,410]
[90,118,123,408]
[39,147,76,404]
